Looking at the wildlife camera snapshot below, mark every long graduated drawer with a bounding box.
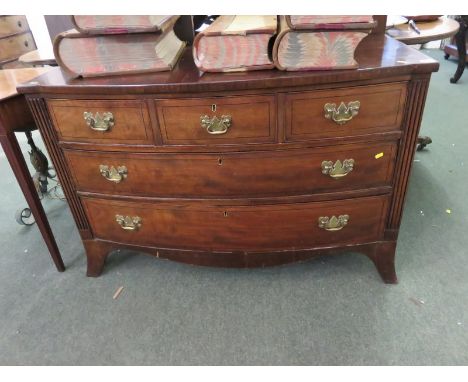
[65,141,397,198]
[82,195,390,252]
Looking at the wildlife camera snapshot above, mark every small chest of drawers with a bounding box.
[19,35,438,282]
[0,15,37,69]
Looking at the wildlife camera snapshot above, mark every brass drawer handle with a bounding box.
[324,101,360,125]
[99,165,127,183]
[200,115,232,135]
[115,215,142,231]
[321,159,355,179]
[83,111,114,132]
[318,215,349,231]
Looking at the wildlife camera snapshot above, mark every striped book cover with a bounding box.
[286,15,376,30]
[54,28,185,78]
[71,15,179,34]
[273,16,371,71]
[193,15,277,73]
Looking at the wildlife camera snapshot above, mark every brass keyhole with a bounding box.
[211,104,217,112]
[223,211,228,217]
[218,158,223,165]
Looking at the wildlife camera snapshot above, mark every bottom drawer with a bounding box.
[83,195,389,252]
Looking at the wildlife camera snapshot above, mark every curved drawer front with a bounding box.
[65,142,397,198]
[0,16,29,38]
[83,195,389,252]
[285,83,407,141]
[155,95,276,145]
[0,31,35,62]
[47,99,153,144]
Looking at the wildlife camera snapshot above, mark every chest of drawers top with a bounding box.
[18,35,438,97]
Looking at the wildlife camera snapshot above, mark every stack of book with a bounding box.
[273,15,376,71]
[54,15,186,78]
[193,15,277,72]
[193,15,376,73]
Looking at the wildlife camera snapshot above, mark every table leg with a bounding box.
[0,132,65,272]
[450,17,467,84]
[417,135,432,151]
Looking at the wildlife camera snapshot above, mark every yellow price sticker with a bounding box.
[375,152,384,159]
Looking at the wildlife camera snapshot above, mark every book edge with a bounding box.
[54,27,186,78]
[71,15,179,35]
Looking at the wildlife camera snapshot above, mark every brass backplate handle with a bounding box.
[324,101,360,125]
[318,215,349,231]
[200,115,232,135]
[99,165,127,183]
[84,111,114,131]
[115,215,142,231]
[321,159,355,179]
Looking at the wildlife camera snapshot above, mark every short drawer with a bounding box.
[155,95,276,145]
[65,141,397,198]
[285,83,407,142]
[0,16,29,38]
[47,99,153,144]
[82,195,389,252]
[0,31,35,62]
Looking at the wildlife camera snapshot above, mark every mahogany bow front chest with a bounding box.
[18,35,438,282]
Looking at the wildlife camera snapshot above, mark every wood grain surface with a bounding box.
[17,35,438,96]
[47,99,153,144]
[156,94,276,145]
[64,141,397,198]
[82,195,389,252]
[284,82,407,141]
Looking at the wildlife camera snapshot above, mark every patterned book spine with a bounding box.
[193,15,277,73]
[273,16,371,71]
[275,30,368,71]
[193,34,274,72]
[54,30,185,78]
[71,15,178,34]
[286,15,376,30]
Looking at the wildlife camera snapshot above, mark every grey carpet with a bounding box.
[0,49,467,365]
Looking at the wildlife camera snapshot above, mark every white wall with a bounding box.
[25,14,54,56]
